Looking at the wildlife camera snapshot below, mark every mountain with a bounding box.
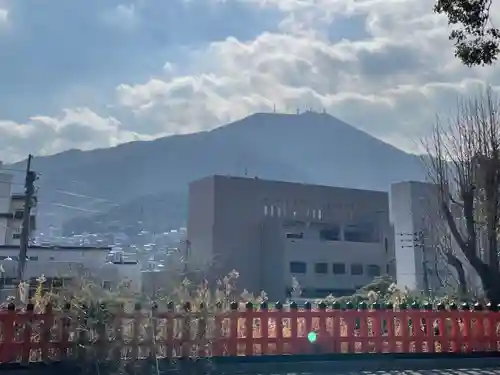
[8,111,427,236]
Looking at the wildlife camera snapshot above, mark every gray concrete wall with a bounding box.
[188,175,392,299]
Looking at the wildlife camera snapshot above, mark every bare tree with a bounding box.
[419,196,467,296]
[425,88,500,302]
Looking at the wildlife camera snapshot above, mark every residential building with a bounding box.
[187,175,394,300]
[0,164,36,246]
[0,245,142,298]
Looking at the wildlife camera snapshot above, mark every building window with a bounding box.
[386,264,390,274]
[12,233,21,239]
[264,205,268,216]
[332,263,346,274]
[103,281,112,290]
[270,205,274,216]
[384,238,389,253]
[286,232,303,239]
[318,209,323,220]
[289,261,307,274]
[367,264,381,277]
[344,223,376,243]
[350,263,363,275]
[314,262,328,274]
[319,226,340,241]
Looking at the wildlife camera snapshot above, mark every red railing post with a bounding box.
[149,303,158,360]
[181,302,191,358]
[165,301,174,358]
[358,302,368,353]
[274,301,284,355]
[111,303,124,362]
[317,301,328,353]
[259,302,269,355]
[41,302,53,362]
[213,301,223,356]
[244,302,254,356]
[196,302,207,357]
[59,302,71,361]
[21,302,34,364]
[228,302,238,356]
[289,302,298,354]
[0,303,17,363]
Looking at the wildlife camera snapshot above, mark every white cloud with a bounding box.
[0,108,149,162]
[113,0,500,143]
[1,0,500,162]
[0,7,8,26]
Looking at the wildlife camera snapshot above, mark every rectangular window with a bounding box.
[332,263,346,274]
[367,264,381,277]
[319,226,340,241]
[350,263,363,275]
[289,261,307,274]
[286,232,303,239]
[384,238,389,253]
[314,262,328,274]
[344,223,375,243]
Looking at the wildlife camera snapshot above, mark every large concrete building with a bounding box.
[187,175,394,300]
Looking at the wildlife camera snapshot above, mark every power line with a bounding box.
[0,166,26,173]
[53,189,115,203]
[50,203,102,213]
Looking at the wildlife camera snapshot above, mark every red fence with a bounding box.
[1,301,500,364]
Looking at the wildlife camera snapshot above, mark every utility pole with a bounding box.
[399,230,430,297]
[183,239,191,276]
[17,154,36,282]
[415,230,431,298]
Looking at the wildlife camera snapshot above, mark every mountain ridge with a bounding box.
[7,111,427,236]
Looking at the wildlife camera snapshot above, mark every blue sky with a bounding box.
[0,0,499,162]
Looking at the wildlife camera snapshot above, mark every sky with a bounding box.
[0,0,499,162]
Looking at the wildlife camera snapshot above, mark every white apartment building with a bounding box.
[187,175,394,300]
[0,164,36,247]
[0,245,142,298]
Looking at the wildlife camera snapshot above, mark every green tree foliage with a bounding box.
[435,0,499,66]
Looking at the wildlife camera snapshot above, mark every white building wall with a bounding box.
[0,171,13,246]
[390,182,418,290]
[390,181,459,294]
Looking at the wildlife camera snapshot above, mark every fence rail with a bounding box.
[1,300,500,364]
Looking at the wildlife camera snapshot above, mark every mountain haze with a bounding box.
[8,112,427,236]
